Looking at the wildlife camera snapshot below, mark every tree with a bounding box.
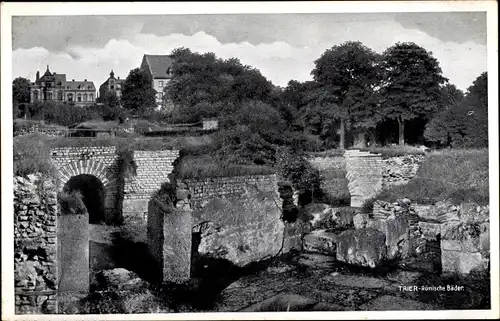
[311,41,382,149]
[13,77,31,118]
[165,48,275,123]
[380,42,447,145]
[98,91,125,121]
[121,68,157,116]
[424,72,488,148]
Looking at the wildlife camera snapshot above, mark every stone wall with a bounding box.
[14,174,58,314]
[309,151,424,208]
[122,150,179,241]
[308,155,350,203]
[50,146,120,224]
[184,175,286,267]
[344,150,384,207]
[382,155,425,188]
[372,199,490,275]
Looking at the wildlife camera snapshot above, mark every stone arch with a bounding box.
[56,159,120,224]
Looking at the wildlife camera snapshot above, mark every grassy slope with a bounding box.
[365,148,489,207]
[13,133,275,179]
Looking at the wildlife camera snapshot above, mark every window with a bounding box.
[158,81,163,87]
[89,94,94,101]
[83,94,87,102]
[167,67,173,75]
[47,92,53,100]
[57,91,63,101]
[156,92,163,100]
[67,93,73,102]
[33,91,39,101]
[77,94,82,102]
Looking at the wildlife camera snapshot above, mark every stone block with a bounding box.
[418,221,440,241]
[162,209,192,283]
[441,222,481,252]
[336,228,387,268]
[57,213,89,293]
[304,203,333,230]
[353,213,369,229]
[302,230,339,256]
[441,250,488,275]
[375,215,411,260]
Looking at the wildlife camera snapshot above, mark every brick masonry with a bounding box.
[49,147,179,240]
[310,151,425,208]
[14,174,58,314]
[122,150,179,240]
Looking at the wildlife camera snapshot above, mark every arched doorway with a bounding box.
[63,174,106,224]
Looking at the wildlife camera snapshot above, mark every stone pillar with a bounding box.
[147,183,192,284]
[344,150,384,207]
[57,213,89,293]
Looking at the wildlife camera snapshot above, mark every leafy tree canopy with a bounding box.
[121,68,157,116]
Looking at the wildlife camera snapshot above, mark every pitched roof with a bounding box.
[54,74,67,84]
[63,81,96,91]
[143,54,174,79]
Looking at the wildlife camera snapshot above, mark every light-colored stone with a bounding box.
[336,228,387,268]
[98,268,147,290]
[304,203,333,230]
[302,230,338,256]
[353,213,369,229]
[441,250,488,275]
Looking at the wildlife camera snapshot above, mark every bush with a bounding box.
[58,190,87,215]
[13,133,57,177]
[275,146,322,205]
[27,101,101,126]
[214,126,277,165]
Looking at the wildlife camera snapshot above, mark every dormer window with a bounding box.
[167,67,173,75]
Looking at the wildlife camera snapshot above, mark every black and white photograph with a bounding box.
[1,1,498,319]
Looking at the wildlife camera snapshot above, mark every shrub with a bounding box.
[58,190,87,215]
[214,126,277,165]
[275,146,322,205]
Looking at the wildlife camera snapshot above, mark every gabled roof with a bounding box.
[64,81,96,91]
[142,54,174,79]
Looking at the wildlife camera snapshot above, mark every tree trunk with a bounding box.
[339,118,345,150]
[397,116,405,146]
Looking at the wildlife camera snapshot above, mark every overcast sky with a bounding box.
[12,12,487,93]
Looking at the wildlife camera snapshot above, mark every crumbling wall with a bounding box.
[14,174,58,314]
[382,155,425,188]
[184,175,285,267]
[123,150,179,241]
[147,183,192,284]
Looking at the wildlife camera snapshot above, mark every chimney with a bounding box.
[36,71,40,82]
[72,79,75,82]
[117,77,120,80]
[84,79,87,82]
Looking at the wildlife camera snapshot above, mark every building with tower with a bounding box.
[98,70,125,101]
[29,65,96,107]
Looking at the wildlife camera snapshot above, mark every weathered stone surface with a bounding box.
[58,213,90,293]
[294,253,336,270]
[344,150,384,207]
[302,230,339,256]
[359,295,437,311]
[370,215,410,260]
[353,213,370,229]
[14,174,59,314]
[418,221,440,241]
[441,250,488,275]
[336,229,387,268]
[331,207,356,230]
[441,222,481,252]
[304,203,334,230]
[195,186,283,267]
